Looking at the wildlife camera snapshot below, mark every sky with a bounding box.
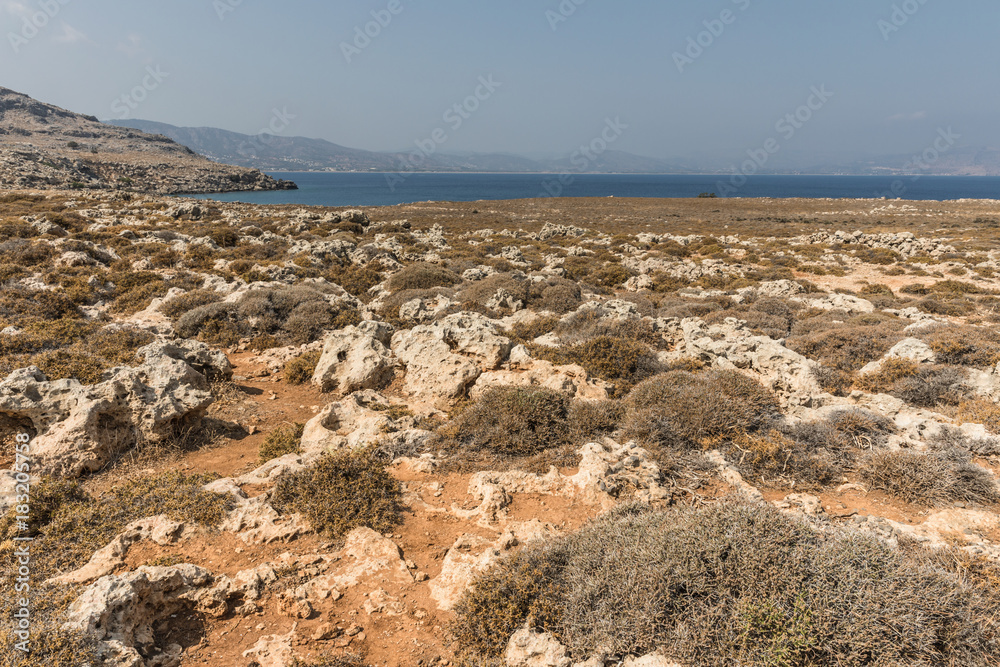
[1,0,997,170]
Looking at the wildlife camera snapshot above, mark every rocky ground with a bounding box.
[0,87,296,195]
[3,191,1000,666]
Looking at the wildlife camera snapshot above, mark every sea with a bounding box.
[188,172,1000,208]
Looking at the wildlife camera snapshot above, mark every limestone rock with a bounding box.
[473,345,609,400]
[795,293,875,314]
[53,515,186,585]
[0,339,223,477]
[392,312,512,404]
[506,625,572,667]
[65,565,215,667]
[859,338,936,374]
[680,318,822,406]
[242,625,297,667]
[299,390,393,454]
[311,322,396,394]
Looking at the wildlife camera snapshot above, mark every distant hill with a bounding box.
[106,119,691,174]
[0,87,296,194]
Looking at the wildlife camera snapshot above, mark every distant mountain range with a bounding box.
[106,118,1000,177]
[106,119,695,174]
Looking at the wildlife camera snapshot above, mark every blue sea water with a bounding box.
[188,172,1000,208]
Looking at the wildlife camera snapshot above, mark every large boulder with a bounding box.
[65,564,215,667]
[0,340,226,477]
[391,312,512,404]
[311,322,396,394]
[680,318,822,406]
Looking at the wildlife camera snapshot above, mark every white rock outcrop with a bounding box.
[0,339,230,477]
[311,321,396,394]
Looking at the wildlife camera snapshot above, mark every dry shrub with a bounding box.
[285,350,322,385]
[704,297,799,340]
[506,316,560,343]
[854,357,920,392]
[622,370,780,449]
[107,270,170,314]
[287,655,365,667]
[20,326,155,384]
[590,263,635,288]
[731,429,839,487]
[862,449,999,506]
[567,399,622,444]
[386,262,461,293]
[259,423,304,463]
[554,311,665,348]
[177,286,358,346]
[531,336,664,391]
[453,501,1000,665]
[325,262,383,302]
[159,288,222,320]
[441,386,570,459]
[811,365,854,396]
[824,408,896,449]
[0,472,232,578]
[271,447,402,538]
[855,358,966,407]
[957,399,1000,433]
[537,280,583,314]
[787,315,906,372]
[0,287,80,323]
[926,326,1000,369]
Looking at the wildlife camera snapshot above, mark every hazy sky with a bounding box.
[1,0,997,168]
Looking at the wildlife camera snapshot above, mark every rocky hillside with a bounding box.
[0,87,296,194]
[3,192,1000,666]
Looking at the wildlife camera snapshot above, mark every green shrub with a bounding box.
[259,423,304,463]
[622,370,780,449]
[284,350,322,385]
[452,501,1000,666]
[271,447,402,538]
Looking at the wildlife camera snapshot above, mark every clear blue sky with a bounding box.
[1,0,996,168]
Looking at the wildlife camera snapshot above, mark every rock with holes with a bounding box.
[472,345,610,400]
[0,340,221,477]
[311,322,396,394]
[64,564,215,667]
[506,625,572,667]
[391,312,511,404]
